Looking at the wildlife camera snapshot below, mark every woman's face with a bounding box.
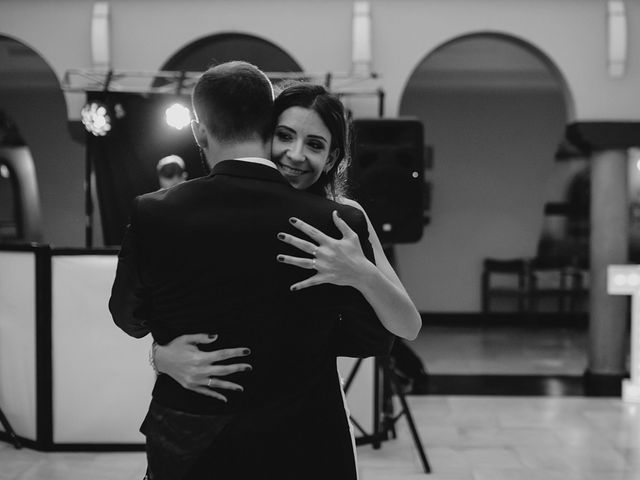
[271,106,337,190]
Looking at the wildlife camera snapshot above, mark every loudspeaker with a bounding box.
[350,118,425,244]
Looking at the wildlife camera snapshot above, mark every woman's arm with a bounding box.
[277,202,422,340]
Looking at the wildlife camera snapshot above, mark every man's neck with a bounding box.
[210,141,271,165]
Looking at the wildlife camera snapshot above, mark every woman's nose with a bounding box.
[287,142,305,162]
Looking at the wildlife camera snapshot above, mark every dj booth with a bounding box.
[0,244,373,451]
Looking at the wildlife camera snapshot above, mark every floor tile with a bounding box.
[514,445,628,472]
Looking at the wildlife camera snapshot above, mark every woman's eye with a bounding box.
[308,142,324,151]
[276,131,292,141]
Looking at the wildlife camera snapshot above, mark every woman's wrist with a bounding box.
[149,342,160,375]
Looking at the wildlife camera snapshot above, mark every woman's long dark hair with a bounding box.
[273,82,351,200]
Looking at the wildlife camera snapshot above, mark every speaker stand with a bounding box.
[383,356,431,473]
[344,356,431,474]
[0,404,22,449]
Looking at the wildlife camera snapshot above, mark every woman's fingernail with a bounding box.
[289,218,297,224]
[290,285,298,291]
[244,366,253,371]
[277,233,285,240]
[277,255,284,262]
[243,348,251,355]
[209,334,218,340]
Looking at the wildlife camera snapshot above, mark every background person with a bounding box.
[156,154,188,189]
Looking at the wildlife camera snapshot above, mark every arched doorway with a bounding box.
[0,35,84,247]
[160,32,302,74]
[397,33,585,377]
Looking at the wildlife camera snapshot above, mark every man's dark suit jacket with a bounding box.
[109,160,394,479]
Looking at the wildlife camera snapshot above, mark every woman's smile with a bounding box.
[277,162,310,177]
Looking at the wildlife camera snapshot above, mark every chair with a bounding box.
[528,201,589,314]
[529,260,588,314]
[481,258,531,313]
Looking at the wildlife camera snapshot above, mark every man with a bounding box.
[109,61,392,480]
[156,154,188,189]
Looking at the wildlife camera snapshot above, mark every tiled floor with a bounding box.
[2,325,639,480]
[358,395,640,480]
[414,325,588,375]
[2,395,639,479]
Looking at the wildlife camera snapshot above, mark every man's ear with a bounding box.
[191,120,208,149]
[324,148,340,173]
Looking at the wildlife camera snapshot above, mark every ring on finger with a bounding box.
[207,377,212,388]
[312,258,317,269]
[311,248,318,257]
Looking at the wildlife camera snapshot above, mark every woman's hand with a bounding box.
[277,211,376,291]
[154,334,252,402]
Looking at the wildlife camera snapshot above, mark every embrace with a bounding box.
[109,61,421,480]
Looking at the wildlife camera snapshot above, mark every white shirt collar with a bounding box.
[235,157,277,170]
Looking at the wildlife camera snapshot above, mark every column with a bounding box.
[586,149,629,393]
[567,122,640,395]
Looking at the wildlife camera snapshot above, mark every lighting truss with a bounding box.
[62,69,383,97]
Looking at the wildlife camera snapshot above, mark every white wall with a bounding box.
[397,88,566,311]
[374,0,640,120]
[1,0,639,120]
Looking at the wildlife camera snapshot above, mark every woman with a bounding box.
[153,83,421,400]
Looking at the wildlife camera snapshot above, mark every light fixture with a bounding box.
[81,101,112,136]
[351,1,372,77]
[165,103,191,130]
[0,164,9,179]
[607,0,627,77]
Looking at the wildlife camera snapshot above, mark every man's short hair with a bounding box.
[191,61,274,144]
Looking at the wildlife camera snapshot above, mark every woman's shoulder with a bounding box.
[334,197,373,231]
[335,196,365,213]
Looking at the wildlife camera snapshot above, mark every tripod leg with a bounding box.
[372,357,382,449]
[343,358,363,393]
[390,372,431,474]
[0,406,22,449]
[382,369,397,440]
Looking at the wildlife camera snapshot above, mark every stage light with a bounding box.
[165,103,191,130]
[81,101,112,136]
[0,165,9,178]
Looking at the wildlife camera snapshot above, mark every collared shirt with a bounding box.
[235,157,278,170]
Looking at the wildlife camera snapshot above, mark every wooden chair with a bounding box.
[481,258,531,313]
[529,260,588,314]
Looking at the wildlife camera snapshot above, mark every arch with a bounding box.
[0,34,84,246]
[159,32,303,74]
[395,31,575,313]
[399,31,575,120]
[0,34,68,140]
